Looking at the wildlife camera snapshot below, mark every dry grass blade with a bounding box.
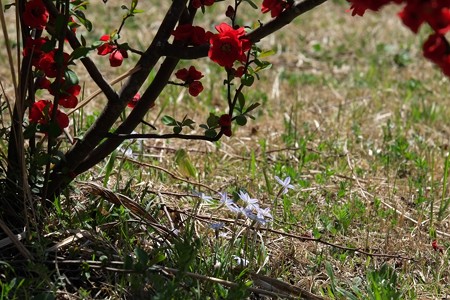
[0,219,32,260]
[78,181,175,238]
[45,229,92,253]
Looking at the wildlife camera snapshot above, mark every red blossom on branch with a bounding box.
[38,50,70,78]
[208,23,251,68]
[191,0,214,9]
[48,80,81,109]
[127,93,141,108]
[172,24,209,46]
[261,0,291,18]
[23,0,49,30]
[219,114,232,137]
[175,66,204,96]
[29,100,69,131]
[23,37,50,68]
[97,35,128,67]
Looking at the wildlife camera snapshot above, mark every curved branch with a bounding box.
[71,7,199,176]
[162,0,328,59]
[47,0,189,197]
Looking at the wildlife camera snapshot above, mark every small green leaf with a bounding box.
[241,74,254,86]
[206,114,219,127]
[199,124,208,129]
[64,69,79,85]
[173,126,182,134]
[161,115,176,126]
[182,118,195,129]
[205,129,217,138]
[245,102,260,114]
[131,0,138,10]
[243,0,258,9]
[237,91,245,110]
[175,149,197,178]
[70,47,90,61]
[259,49,276,58]
[236,115,247,126]
[80,34,86,47]
[73,10,92,31]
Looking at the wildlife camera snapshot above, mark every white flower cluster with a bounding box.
[194,176,294,226]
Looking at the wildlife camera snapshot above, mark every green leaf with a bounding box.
[173,126,182,134]
[175,149,197,178]
[70,47,90,61]
[4,3,15,10]
[236,115,247,126]
[80,34,87,47]
[258,49,276,58]
[103,150,117,187]
[161,115,177,126]
[237,91,245,110]
[205,128,217,138]
[206,114,219,127]
[245,102,260,114]
[242,0,258,9]
[131,0,138,10]
[241,74,254,86]
[199,124,208,129]
[182,118,195,129]
[64,69,79,85]
[72,10,92,32]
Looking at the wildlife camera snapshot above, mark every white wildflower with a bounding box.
[219,192,240,213]
[275,176,295,194]
[238,191,259,210]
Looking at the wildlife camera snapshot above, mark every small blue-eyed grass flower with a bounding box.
[256,207,273,221]
[209,222,225,230]
[238,191,260,210]
[274,176,295,195]
[218,191,240,213]
[241,207,268,225]
[193,190,213,204]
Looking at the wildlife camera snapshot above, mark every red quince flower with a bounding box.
[175,66,204,96]
[38,50,70,78]
[175,66,204,82]
[261,0,290,18]
[423,33,448,63]
[208,23,251,68]
[48,80,80,109]
[398,1,425,33]
[192,0,214,9]
[35,76,51,90]
[29,100,69,131]
[23,0,49,30]
[127,93,141,108]
[427,7,450,34]
[219,114,232,137]
[97,35,116,55]
[347,0,393,17]
[188,81,204,97]
[172,24,209,46]
[97,35,129,67]
[109,48,128,67]
[23,37,50,68]
[233,66,246,78]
